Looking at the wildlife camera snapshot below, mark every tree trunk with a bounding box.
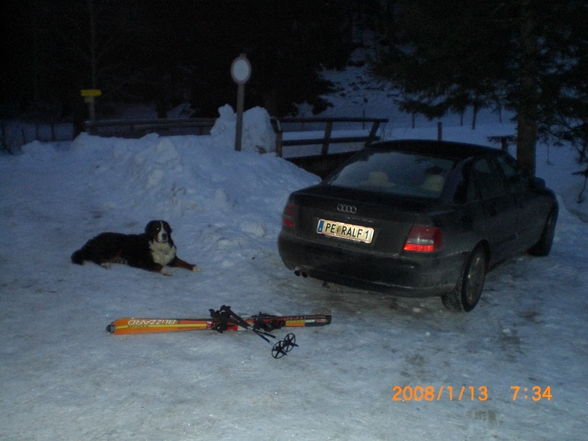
[516,0,538,177]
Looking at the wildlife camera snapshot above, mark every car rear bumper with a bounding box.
[278,231,464,297]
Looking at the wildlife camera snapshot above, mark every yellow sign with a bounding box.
[80,89,102,97]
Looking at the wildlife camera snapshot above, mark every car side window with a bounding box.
[452,162,478,204]
[472,157,506,200]
[495,153,528,193]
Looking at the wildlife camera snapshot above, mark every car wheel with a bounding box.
[442,246,487,312]
[528,208,557,256]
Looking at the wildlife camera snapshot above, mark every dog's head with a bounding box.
[145,220,173,243]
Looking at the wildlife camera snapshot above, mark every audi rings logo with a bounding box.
[337,203,357,214]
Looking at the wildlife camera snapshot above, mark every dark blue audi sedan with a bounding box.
[278,140,558,312]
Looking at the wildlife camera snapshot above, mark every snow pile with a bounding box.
[69,129,314,222]
[210,104,276,153]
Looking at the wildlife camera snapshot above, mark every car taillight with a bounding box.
[282,201,297,228]
[403,225,443,253]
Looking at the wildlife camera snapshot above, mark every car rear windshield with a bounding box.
[326,150,456,198]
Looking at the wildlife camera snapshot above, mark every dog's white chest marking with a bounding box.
[150,241,176,266]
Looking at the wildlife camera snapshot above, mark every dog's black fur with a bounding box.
[71,220,198,275]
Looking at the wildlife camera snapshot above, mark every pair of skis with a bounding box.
[107,305,331,359]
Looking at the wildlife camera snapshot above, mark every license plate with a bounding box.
[316,219,374,244]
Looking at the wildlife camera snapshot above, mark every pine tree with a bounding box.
[373,0,588,176]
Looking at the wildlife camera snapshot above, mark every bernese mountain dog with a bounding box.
[71,220,199,276]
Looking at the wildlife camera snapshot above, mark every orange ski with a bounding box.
[107,312,331,335]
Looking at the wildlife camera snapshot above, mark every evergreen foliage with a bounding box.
[373,0,588,175]
[2,0,354,117]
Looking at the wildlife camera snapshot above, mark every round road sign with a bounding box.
[231,54,252,84]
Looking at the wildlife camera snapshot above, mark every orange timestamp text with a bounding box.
[391,385,553,402]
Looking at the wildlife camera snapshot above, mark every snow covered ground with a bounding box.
[2,63,588,440]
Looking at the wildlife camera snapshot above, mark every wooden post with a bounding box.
[501,137,508,152]
[276,130,283,157]
[437,122,443,141]
[270,117,284,157]
[321,120,333,155]
[366,121,381,147]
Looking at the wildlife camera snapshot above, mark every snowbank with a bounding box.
[210,104,276,153]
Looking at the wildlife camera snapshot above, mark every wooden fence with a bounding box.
[270,117,388,157]
[84,118,216,138]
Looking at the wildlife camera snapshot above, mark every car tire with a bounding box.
[442,245,487,312]
[528,208,557,257]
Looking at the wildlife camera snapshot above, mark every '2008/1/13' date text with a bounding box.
[391,385,553,402]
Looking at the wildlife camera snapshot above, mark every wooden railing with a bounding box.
[270,117,388,157]
[84,118,216,138]
[488,135,516,151]
[83,116,388,162]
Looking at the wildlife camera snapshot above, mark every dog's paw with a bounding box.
[161,269,173,276]
[100,262,112,269]
[191,265,201,272]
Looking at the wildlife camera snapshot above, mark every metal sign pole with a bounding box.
[87,97,96,121]
[230,54,252,152]
[81,89,102,122]
[235,83,245,151]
